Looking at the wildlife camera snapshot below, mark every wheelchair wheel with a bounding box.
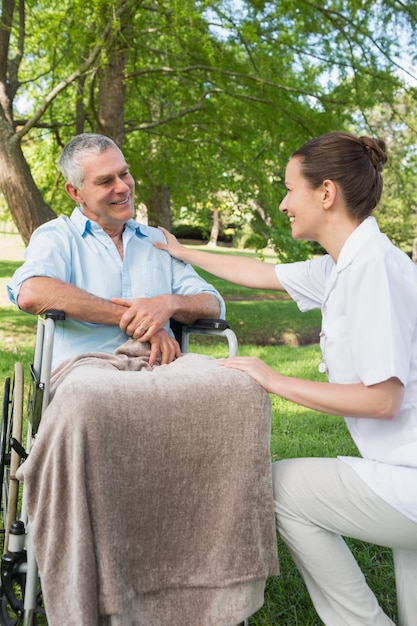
[1,368,46,624]
[0,376,11,522]
[1,363,24,555]
[0,564,26,626]
[0,563,46,625]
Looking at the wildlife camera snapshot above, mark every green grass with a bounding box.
[0,257,397,625]
[190,264,323,348]
[0,307,37,382]
[0,261,22,278]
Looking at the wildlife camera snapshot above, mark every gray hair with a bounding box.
[58,133,120,189]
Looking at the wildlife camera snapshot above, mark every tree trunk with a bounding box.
[0,119,55,245]
[412,238,417,264]
[146,185,171,230]
[76,75,87,135]
[95,4,130,146]
[96,58,126,146]
[207,207,219,247]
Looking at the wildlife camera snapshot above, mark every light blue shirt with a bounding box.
[8,207,225,368]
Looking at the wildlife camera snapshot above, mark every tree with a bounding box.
[0,0,132,242]
[1,0,417,257]
[0,0,55,244]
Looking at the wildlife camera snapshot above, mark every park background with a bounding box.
[1,0,416,623]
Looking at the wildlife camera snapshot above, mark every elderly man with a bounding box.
[6,134,278,626]
[8,133,224,368]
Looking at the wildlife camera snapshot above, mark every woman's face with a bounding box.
[279,157,325,242]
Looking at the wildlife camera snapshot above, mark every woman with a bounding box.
[155,132,417,626]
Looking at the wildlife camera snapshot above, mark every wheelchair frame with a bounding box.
[1,312,247,626]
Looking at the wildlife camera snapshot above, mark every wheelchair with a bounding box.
[1,311,246,626]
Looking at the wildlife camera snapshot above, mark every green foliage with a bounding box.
[3,0,417,258]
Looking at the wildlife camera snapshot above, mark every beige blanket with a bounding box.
[17,340,278,626]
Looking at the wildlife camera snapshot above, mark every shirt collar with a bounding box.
[70,206,149,238]
[336,216,381,272]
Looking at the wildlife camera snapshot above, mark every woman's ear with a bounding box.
[322,179,337,209]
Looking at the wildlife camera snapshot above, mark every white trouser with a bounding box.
[272,457,417,626]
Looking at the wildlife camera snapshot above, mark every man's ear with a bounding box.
[322,179,337,209]
[65,182,82,203]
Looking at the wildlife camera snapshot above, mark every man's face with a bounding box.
[66,146,135,233]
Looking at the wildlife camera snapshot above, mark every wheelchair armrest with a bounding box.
[173,318,238,357]
[186,318,231,331]
[44,310,66,321]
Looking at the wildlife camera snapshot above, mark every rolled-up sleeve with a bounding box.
[7,221,73,305]
[170,256,225,318]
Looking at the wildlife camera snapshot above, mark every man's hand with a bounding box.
[148,329,182,365]
[113,295,173,341]
[113,292,221,339]
[113,295,182,364]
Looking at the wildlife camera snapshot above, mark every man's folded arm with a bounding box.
[17,276,125,324]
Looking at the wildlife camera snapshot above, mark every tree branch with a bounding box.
[13,0,131,142]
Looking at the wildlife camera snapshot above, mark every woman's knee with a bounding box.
[273,457,315,497]
[272,457,340,526]
[272,458,310,524]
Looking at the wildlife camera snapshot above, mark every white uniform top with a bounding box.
[275,216,417,522]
